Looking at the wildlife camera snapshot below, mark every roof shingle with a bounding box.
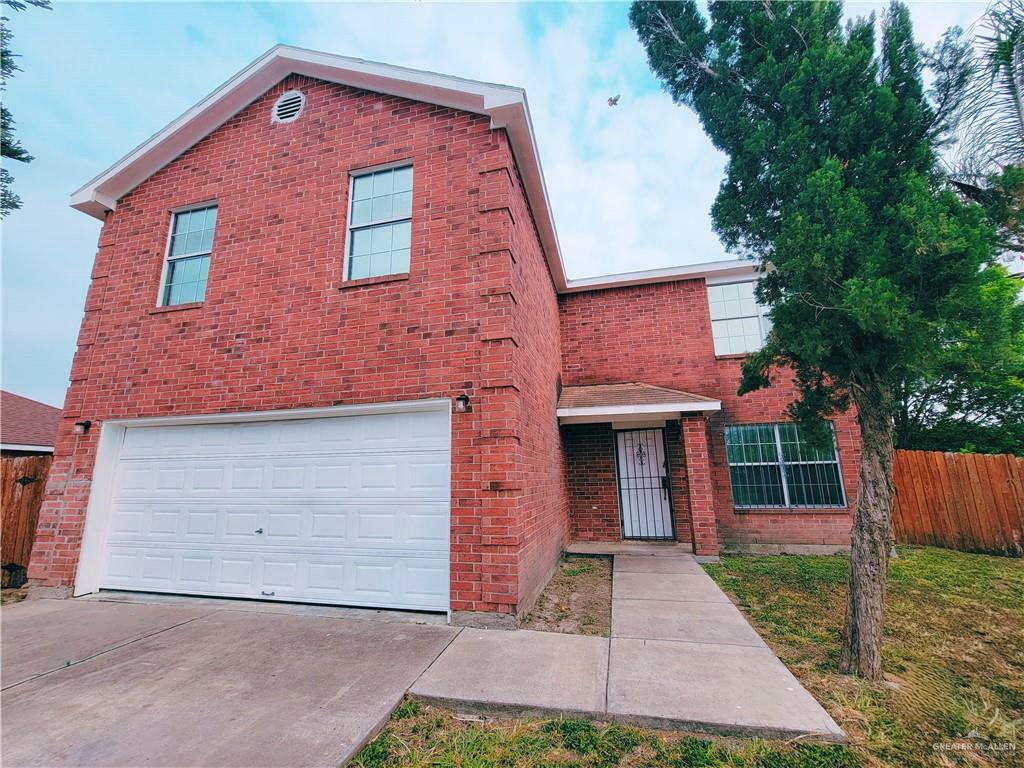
[557,383,719,410]
[1,391,62,448]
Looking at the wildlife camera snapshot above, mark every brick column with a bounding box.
[680,415,720,557]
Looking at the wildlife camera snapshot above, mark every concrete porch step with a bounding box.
[566,541,694,557]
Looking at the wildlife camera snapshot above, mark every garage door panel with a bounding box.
[113,454,448,500]
[180,555,214,585]
[118,412,449,461]
[108,500,448,551]
[101,408,451,611]
[101,545,448,610]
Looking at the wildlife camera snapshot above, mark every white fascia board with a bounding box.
[561,259,759,294]
[0,443,55,452]
[557,401,721,420]
[70,45,570,291]
[488,98,567,291]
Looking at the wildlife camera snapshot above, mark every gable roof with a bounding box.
[1,391,62,449]
[70,45,759,294]
[70,45,568,290]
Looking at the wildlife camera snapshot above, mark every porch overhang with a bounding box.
[556,383,721,425]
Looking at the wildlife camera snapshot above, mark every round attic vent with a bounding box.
[272,90,305,123]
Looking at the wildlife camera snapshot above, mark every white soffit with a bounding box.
[70,45,568,290]
[69,45,757,295]
[556,401,722,425]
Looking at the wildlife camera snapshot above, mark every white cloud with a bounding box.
[0,0,989,405]
[300,2,729,276]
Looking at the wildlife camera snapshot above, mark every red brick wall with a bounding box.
[563,424,619,541]
[29,74,566,615]
[664,421,693,544]
[559,279,858,550]
[505,161,569,612]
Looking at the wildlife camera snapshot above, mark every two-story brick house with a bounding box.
[28,46,859,625]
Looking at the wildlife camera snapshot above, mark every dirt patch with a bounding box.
[522,555,611,637]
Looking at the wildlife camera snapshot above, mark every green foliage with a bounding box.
[560,559,594,577]
[0,0,50,216]
[355,708,860,767]
[1,106,31,162]
[543,718,602,753]
[391,697,421,719]
[351,729,396,768]
[954,0,1024,171]
[895,262,1024,454]
[629,1,1002,446]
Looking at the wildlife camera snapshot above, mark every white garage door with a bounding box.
[99,407,450,611]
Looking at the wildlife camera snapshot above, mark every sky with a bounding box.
[0,0,987,407]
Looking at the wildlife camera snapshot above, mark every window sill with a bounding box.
[149,302,204,315]
[715,353,752,360]
[338,273,410,290]
[734,506,849,515]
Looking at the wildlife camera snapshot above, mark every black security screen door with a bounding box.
[615,429,674,539]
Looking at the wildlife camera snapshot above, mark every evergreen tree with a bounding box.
[631,0,999,678]
[1,0,50,216]
[894,262,1024,456]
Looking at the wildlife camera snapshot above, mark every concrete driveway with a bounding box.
[1,595,458,767]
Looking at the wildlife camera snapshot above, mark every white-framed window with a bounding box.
[724,423,846,508]
[345,164,413,280]
[160,204,217,306]
[707,280,772,355]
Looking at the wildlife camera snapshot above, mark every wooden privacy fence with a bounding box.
[892,450,1024,557]
[1,455,53,582]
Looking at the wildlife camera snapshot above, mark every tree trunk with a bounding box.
[839,378,896,680]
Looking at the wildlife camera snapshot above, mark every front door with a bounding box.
[615,429,674,539]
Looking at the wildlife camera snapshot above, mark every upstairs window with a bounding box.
[161,205,216,306]
[346,164,413,280]
[724,423,846,508]
[707,280,771,355]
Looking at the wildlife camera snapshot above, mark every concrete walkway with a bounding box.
[3,550,843,767]
[413,547,845,741]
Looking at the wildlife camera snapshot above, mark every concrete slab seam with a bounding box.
[343,626,465,766]
[0,610,221,692]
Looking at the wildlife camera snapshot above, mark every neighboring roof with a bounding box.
[69,45,758,294]
[561,259,759,293]
[1,391,62,449]
[557,383,721,418]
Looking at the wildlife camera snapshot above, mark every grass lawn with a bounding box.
[353,546,1022,768]
[705,546,1024,767]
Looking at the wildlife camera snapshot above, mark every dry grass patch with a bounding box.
[522,554,612,637]
[1,588,27,605]
[704,547,1024,768]
[355,545,1019,767]
[353,698,856,768]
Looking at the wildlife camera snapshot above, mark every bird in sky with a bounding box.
[608,94,621,107]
